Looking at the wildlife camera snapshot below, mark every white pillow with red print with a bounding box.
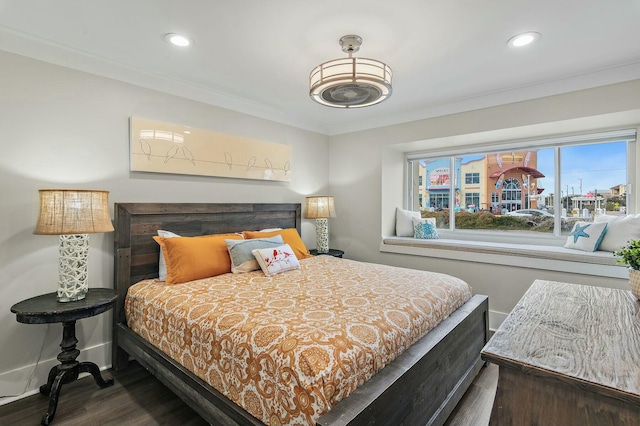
[252,244,300,276]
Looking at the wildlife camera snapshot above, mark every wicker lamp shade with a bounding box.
[305,196,336,254]
[34,189,113,302]
[304,196,336,219]
[35,190,114,235]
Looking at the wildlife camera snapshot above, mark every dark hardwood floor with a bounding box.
[444,363,498,426]
[0,361,497,425]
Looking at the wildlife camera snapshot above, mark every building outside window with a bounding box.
[418,158,461,209]
[407,130,634,237]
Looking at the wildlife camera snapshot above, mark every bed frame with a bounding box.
[113,203,489,426]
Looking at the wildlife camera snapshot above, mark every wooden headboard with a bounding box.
[113,202,301,324]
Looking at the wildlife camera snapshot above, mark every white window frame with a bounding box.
[406,129,637,244]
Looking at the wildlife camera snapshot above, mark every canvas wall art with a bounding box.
[130,117,292,182]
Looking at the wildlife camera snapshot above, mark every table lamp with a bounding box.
[304,196,336,254]
[34,189,114,302]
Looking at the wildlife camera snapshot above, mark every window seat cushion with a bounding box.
[382,236,620,267]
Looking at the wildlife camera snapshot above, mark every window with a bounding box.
[408,130,635,238]
[431,192,449,209]
[502,178,522,212]
[465,193,480,209]
[465,173,480,184]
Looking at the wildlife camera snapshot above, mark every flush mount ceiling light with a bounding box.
[164,33,191,47]
[507,32,541,48]
[309,35,392,108]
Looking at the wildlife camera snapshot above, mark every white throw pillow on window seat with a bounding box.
[594,214,640,252]
[564,221,608,252]
[396,208,421,237]
[413,217,439,239]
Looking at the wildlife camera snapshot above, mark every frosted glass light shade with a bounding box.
[309,34,392,108]
[309,57,392,108]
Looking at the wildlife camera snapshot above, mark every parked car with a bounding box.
[506,209,553,217]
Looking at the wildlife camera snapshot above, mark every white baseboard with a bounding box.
[0,341,112,406]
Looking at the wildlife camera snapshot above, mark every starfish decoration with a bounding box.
[570,223,591,243]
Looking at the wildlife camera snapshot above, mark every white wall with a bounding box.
[329,80,640,327]
[0,51,329,402]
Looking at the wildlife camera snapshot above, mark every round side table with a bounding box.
[11,288,117,425]
[310,248,344,258]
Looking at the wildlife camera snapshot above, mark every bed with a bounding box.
[113,203,489,426]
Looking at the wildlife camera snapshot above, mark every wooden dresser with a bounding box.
[482,279,640,425]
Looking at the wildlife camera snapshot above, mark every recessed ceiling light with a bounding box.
[165,33,191,47]
[507,32,541,48]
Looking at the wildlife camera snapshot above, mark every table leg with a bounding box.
[78,361,114,388]
[57,320,81,367]
[41,368,73,426]
[38,320,115,424]
[39,366,58,396]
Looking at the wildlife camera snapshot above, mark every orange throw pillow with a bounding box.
[153,233,242,285]
[242,228,312,259]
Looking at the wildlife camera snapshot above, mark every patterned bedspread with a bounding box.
[125,255,472,425]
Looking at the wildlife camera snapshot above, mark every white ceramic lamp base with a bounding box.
[57,234,89,302]
[315,218,329,253]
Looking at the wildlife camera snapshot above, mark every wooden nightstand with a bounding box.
[310,249,344,258]
[11,288,117,425]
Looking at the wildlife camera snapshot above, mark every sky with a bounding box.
[536,141,626,196]
[458,140,627,198]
